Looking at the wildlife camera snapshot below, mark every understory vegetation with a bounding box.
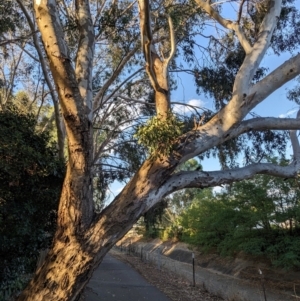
[141,159,300,270]
[0,107,64,300]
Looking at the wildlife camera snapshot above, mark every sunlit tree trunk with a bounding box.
[138,0,175,120]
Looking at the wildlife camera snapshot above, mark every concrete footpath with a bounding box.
[84,254,171,301]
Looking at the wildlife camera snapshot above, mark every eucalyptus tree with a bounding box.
[6,0,300,300]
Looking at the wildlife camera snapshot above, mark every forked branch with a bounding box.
[138,0,164,93]
[138,0,176,93]
[195,0,252,53]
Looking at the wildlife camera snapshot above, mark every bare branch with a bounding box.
[17,45,39,62]
[195,0,252,53]
[237,0,246,24]
[93,45,140,111]
[227,117,300,142]
[118,95,207,115]
[164,16,176,66]
[103,68,144,104]
[164,162,300,193]
[249,53,300,109]
[94,163,131,172]
[0,31,38,47]
[5,44,24,103]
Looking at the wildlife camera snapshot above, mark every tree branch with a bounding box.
[75,0,95,121]
[195,0,252,53]
[164,161,300,194]
[227,117,300,141]
[237,0,246,24]
[138,0,165,93]
[93,45,140,111]
[17,0,65,160]
[196,0,282,139]
[174,114,300,166]
[164,16,176,66]
[233,0,282,96]
[118,95,207,115]
[0,31,38,47]
[33,0,86,144]
[290,109,300,160]
[169,110,300,193]
[248,53,300,110]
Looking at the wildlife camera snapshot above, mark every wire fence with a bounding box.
[115,241,197,287]
[115,242,300,301]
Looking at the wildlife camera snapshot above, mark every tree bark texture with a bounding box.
[138,0,175,120]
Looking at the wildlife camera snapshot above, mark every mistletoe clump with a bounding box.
[134,113,184,157]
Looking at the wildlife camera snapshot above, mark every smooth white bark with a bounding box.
[75,0,95,121]
[195,0,252,53]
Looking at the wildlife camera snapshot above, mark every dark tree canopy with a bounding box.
[0,107,64,298]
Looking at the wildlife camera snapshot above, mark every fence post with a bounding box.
[192,252,195,287]
[259,269,267,301]
[156,250,161,270]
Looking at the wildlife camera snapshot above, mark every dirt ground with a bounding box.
[110,249,224,301]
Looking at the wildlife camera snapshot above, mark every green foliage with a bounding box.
[0,1,22,35]
[134,113,184,157]
[142,200,168,239]
[179,170,300,269]
[0,107,64,300]
[140,160,206,240]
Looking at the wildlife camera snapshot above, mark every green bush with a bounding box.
[179,174,300,269]
[0,107,64,300]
